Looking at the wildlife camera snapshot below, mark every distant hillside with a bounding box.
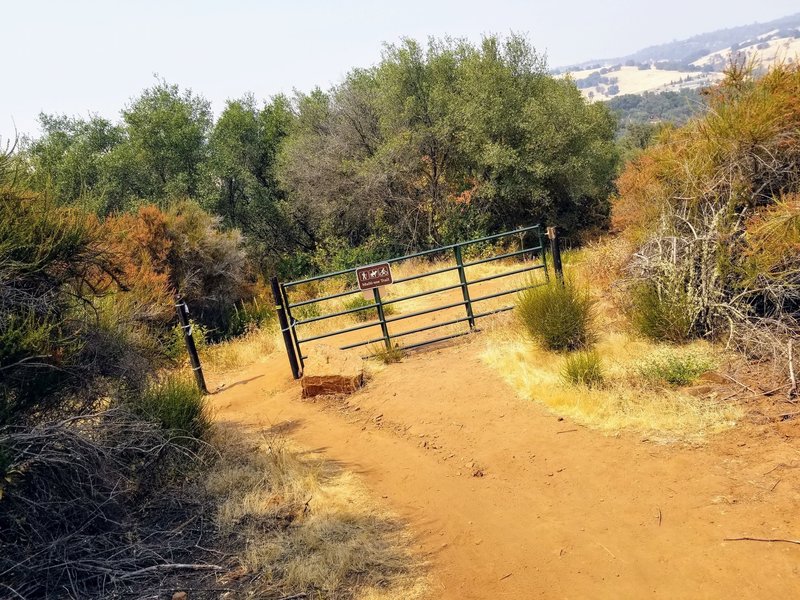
[560,12,800,70]
[558,12,800,101]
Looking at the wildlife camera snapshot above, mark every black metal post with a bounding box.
[270,276,302,379]
[546,226,564,284]
[372,287,392,350]
[537,226,550,283]
[280,282,305,373]
[175,297,208,394]
[453,244,476,329]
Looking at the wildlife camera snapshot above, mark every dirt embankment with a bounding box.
[209,335,800,600]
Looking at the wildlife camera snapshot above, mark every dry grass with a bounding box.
[481,328,742,442]
[202,326,277,373]
[564,65,724,101]
[205,425,428,599]
[571,236,634,295]
[368,342,406,364]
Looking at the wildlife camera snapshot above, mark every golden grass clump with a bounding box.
[368,342,405,364]
[570,236,634,296]
[481,329,741,441]
[206,426,427,599]
[561,350,605,388]
[201,326,277,373]
[130,373,211,439]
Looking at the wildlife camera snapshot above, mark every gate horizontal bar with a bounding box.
[459,224,540,247]
[381,282,463,306]
[467,263,545,287]
[288,287,361,309]
[471,281,543,304]
[354,305,516,357]
[392,264,460,284]
[391,315,470,339]
[340,335,387,351]
[384,300,467,324]
[293,301,379,325]
[462,245,543,268]
[399,330,473,352]
[342,295,525,354]
[297,320,379,344]
[387,245,452,263]
[473,305,516,319]
[340,284,528,350]
[285,266,357,288]
[289,266,459,312]
[285,224,542,289]
[337,311,472,351]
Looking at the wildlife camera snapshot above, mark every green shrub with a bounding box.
[561,350,605,388]
[630,281,695,343]
[164,319,209,361]
[131,375,211,439]
[637,350,714,387]
[0,168,125,424]
[225,296,275,338]
[516,279,595,351]
[162,201,253,337]
[343,294,395,322]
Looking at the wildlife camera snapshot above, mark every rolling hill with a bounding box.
[557,12,800,101]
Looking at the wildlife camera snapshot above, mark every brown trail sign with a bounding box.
[356,263,393,290]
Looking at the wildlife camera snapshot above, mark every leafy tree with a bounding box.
[205,95,303,272]
[607,89,705,136]
[453,36,618,236]
[121,80,212,203]
[25,80,213,214]
[25,114,125,213]
[616,122,667,164]
[279,34,619,259]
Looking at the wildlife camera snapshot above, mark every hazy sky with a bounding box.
[3,0,798,139]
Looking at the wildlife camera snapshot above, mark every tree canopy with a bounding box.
[280,35,619,261]
[20,34,620,276]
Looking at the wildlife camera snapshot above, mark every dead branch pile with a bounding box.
[630,199,799,365]
[0,409,223,598]
[619,60,800,375]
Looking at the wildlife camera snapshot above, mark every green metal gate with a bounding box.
[271,224,550,379]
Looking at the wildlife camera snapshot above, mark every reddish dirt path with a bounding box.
[209,338,800,599]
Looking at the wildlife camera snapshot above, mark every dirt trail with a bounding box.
[209,337,800,599]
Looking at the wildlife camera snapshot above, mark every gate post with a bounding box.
[270,276,302,380]
[280,283,305,373]
[546,226,564,284]
[453,244,476,329]
[372,286,392,351]
[175,296,208,394]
